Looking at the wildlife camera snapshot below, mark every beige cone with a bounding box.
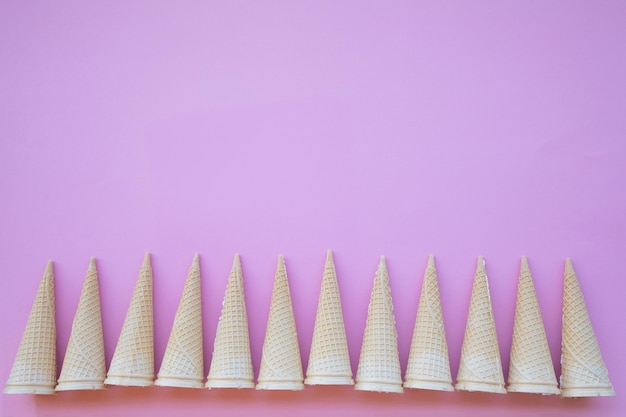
[56,258,106,391]
[105,253,154,387]
[560,258,614,397]
[4,261,56,395]
[404,255,453,392]
[455,257,506,394]
[206,254,255,389]
[507,257,559,395]
[155,254,204,388]
[305,250,353,386]
[256,255,304,390]
[355,256,403,393]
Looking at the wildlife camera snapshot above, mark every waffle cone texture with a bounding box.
[355,257,403,393]
[560,258,614,397]
[305,250,353,385]
[155,254,204,388]
[4,262,57,395]
[404,255,453,392]
[206,254,255,389]
[57,258,106,391]
[455,257,506,394]
[105,253,154,387]
[507,257,559,395]
[256,255,304,390]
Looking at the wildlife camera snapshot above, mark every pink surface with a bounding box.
[1,1,625,416]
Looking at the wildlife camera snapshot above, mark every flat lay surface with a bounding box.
[1,1,625,416]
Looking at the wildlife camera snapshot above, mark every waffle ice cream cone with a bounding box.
[105,253,154,387]
[355,256,403,393]
[455,257,506,394]
[256,255,304,390]
[507,257,559,395]
[206,254,255,389]
[404,255,453,392]
[155,254,204,388]
[560,258,614,397]
[305,250,353,386]
[4,261,56,395]
[56,258,106,391]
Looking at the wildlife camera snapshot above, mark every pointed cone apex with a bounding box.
[404,255,453,392]
[155,255,204,388]
[192,253,200,268]
[4,262,56,394]
[507,257,559,395]
[305,250,354,385]
[206,254,254,389]
[257,256,304,390]
[355,257,403,393]
[105,255,154,387]
[455,257,506,394]
[56,259,106,391]
[560,259,615,397]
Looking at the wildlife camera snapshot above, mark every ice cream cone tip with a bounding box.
[477,256,485,270]
[520,256,529,270]
[89,257,97,270]
[45,260,54,274]
[565,258,574,274]
[427,254,435,268]
[143,252,151,268]
[233,253,241,268]
[192,253,200,267]
[326,249,333,258]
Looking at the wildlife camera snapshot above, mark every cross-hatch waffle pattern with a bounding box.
[106,261,154,383]
[207,260,254,383]
[158,262,204,382]
[307,252,352,380]
[58,264,105,385]
[508,263,557,388]
[457,263,504,387]
[356,260,402,386]
[405,261,452,385]
[258,258,303,384]
[5,264,56,392]
[561,266,613,391]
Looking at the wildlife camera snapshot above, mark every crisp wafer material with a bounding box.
[56,258,106,391]
[4,261,57,395]
[305,250,353,386]
[404,255,453,392]
[256,255,304,390]
[206,254,255,389]
[105,253,154,387]
[155,254,204,388]
[354,256,403,393]
[455,257,506,394]
[560,258,614,397]
[507,257,559,395]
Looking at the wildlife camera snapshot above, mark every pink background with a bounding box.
[1,1,625,416]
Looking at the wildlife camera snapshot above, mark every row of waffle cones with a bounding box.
[4,252,614,397]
